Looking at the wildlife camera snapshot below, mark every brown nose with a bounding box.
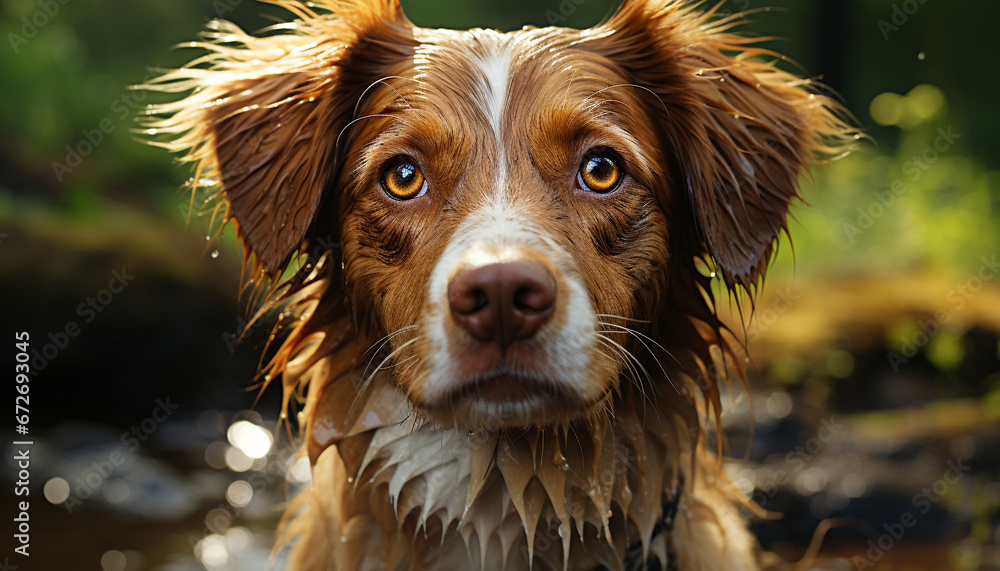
[448,261,556,348]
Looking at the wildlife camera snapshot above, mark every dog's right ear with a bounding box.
[592,0,853,287]
[144,0,414,274]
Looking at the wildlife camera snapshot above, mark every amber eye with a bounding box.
[577,150,623,194]
[381,157,427,200]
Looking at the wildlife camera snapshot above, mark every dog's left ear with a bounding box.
[593,0,850,285]
[144,0,414,274]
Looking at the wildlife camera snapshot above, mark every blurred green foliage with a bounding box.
[0,0,996,277]
[776,82,1000,277]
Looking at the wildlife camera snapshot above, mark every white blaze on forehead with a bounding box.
[472,30,514,142]
[471,30,514,198]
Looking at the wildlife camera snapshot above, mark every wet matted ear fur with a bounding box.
[590,0,854,288]
[142,0,416,275]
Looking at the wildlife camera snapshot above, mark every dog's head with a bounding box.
[147,0,849,433]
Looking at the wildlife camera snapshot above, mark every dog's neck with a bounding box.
[311,381,689,570]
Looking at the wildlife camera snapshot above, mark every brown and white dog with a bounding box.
[146,1,851,569]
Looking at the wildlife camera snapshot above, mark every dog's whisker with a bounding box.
[362,336,419,385]
[588,111,618,123]
[353,75,417,118]
[598,320,683,369]
[349,336,422,419]
[583,82,671,120]
[390,354,419,368]
[595,313,652,324]
[334,113,404,160]
[360,325,418,377]
[596,342,652,410]
[394,355,424,384]
[364,324,418,354]
[360,325,417,372]
[596,334,658,408]
[597,318,678,367]
[583,97,623,115]
[597,328,678,404]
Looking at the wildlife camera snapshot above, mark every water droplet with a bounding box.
[205,235,211,241]
[369,478,375,484]
[809,94,816,100]
[339,535,347,543]
[347,476,354,483]
[606,510,613,518]
[557,524,567,538]
[695,69,704,75]
[552,451,567,467]
[733,113,740,119]
[917,51,926,61]
[710,271,716,278]
[211,250,220,259]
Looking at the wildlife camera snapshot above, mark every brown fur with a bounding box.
[144,1,853,569]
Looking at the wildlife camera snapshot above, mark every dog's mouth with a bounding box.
[449,370,566,404]
[426,368,583,429]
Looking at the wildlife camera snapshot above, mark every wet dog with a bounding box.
[146,1,850,568]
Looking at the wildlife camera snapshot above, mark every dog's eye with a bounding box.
[381,157,427,200]
[577,151,623,194]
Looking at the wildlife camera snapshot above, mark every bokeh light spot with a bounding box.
[226,480,254,508]
[101,550,127,571]
[227,420,273,459]
[43,477,70,504]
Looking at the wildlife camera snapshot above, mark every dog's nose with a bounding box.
[448,261,556,347]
